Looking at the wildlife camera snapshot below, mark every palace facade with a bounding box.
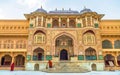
[0,7,120,71]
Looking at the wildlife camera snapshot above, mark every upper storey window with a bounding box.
[87,17,91,26]
[38,18,41,26]
[83,30,96,45]
[114,40,120,49]
[52,19,59,28]
[4,40,14,49]
[82,18,86,27]
[61,19,67,28]
[102,40,112,49]
[69,19,76,28]
[16,40,26,49]
[34,31,46,44]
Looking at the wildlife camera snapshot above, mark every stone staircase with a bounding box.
[42,62,90,73]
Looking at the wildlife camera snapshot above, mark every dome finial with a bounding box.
[41,6,43,9]
[62,8,64,11]
[84,6,86,9]
[55,8,57,11]
[69,8,71,11]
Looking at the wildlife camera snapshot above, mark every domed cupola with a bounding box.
[34,6,47,13]
[80,7,92,14]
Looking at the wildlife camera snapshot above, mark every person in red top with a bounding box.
[48,60,52,68]
[10,62,14,71]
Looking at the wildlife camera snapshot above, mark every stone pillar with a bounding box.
[91,16,92,26]
[12,53,14,63]
[112,41,114,49]
[85,16,87,27]
[80,19,83,27]
[0,56,1,66]
[75,18,77,27]
[41,16,44,27]
[67,18,69,27]
[115,56,118,66]
[51,18,52,27]
[36,16,38,27]
[14,40,16,49]
[59,18,61,27]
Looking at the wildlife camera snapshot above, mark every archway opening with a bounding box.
[60,49,68,60]
[55,35,73,57]
[91,64,97,71]
[104,54,115,67]
[1,55,12,66]
[15,55,25,67]
[85,47,97,60]
[117,55,120,66]
[33,47,44,61]
[34,64,39,71]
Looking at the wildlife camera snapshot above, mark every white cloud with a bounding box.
[16,0,46,9]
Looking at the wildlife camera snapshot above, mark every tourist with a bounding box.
[10,62,14,71]
[48,60,52,68]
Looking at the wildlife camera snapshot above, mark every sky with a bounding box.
[0,0,120,19]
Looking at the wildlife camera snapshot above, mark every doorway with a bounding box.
[91,64,97,71]
[34,64,39,71]
[38,53,42,60]
[60,49,68,60]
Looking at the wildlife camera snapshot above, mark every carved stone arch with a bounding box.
[104,54,115,67]
[15,54,25,66]
[53,32,75,43]
[85,47,97,60]
[82,30,96,45]
[1,53,12,57]
[1,54,12,66]
[53,32,76,56]
[82,29,96,35]
[33,30,46,35]
[14,53,26,57]
[33,47,44,61]
[33,30,46,44]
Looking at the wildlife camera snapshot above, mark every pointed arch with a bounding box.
[33,47,44,61]
[15,55,25,66]
[34,30,46,44]
[1,55,12,66]
[104,54,115,67]
[53,32,75,56]
[85,47,97,60]
[117,55,120,66]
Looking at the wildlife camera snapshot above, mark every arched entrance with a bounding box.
[117,55,120,66]
[55,35,73,57]
[60,49,68,60]
[104,54,115,67]
[1,55,12,66]
[15,55,25,66]
[91,64,97,71]
[85,47,97,60]
[34,64,39,71]
[33,47,44,61]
